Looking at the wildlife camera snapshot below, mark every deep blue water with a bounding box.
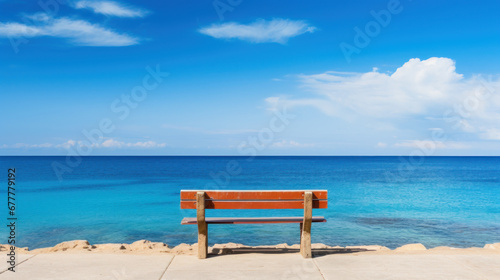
[0,156,499,249]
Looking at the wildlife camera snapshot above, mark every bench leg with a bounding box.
[197,191,208,259]
[300,221,311,258]
[198,222,207,259]
[300,192,312,258]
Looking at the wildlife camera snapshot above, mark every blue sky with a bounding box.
[1,0,500,155]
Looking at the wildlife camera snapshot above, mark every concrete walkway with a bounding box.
[1,252,499,279]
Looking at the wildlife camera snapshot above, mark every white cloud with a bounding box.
[131,141,167,148]
[97,139,167,148]
[0,16,139,46]
[1,139,166,149]
[199,18,316,44]
[376,142,388,148]
[267,57,500,141]
[75,1,148,17]
[5,143,54,149]
[163,124,258,135]
[24,13,52,22]
[100,139,123,148]
[37,143,54,148]
[270,140,314,148]
[0,22,41,37]
[394,140,468,150]
[288,58,463,117]
[480,129,500,140]
[236,139,314,150]
[56,140,77,149]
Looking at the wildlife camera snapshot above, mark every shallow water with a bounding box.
[1,156,499,249]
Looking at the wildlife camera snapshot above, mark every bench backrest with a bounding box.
[180,190,328,209]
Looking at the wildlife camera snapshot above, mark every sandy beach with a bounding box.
[2,240,499,279]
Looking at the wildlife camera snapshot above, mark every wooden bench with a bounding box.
[180,190,327,259]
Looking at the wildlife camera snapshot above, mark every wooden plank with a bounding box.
[196,192,207,259]
[181,200,327,209]
[181,216,327,225]
[181,190,327,200]
[300,192,312,258]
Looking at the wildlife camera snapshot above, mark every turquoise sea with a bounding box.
[1,156,499,249]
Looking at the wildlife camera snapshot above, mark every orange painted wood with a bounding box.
[180,190,327,200]
[180,200,327,209]
[181,216,326,225]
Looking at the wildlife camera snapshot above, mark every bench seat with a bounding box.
[180,190,328,258]
[181,216,326,225]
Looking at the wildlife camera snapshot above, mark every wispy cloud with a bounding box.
[5,143,55,149]
[97,139,166,148]
[480,129,500,140]
[376,142,388,148]
[0,15,139,46]
[235,139,315,150]
[163,124,258,135]
[199,18,316,44]
[0,22,41,37]
[394,140,468,150]
[270,140,315,148]
[0,139,166,149]
[74,1,148,17]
